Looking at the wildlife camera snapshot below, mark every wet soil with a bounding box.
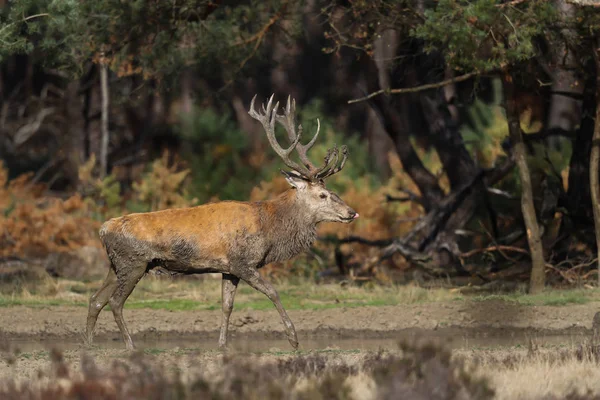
[1,299,599,384]
[0,298,597,346]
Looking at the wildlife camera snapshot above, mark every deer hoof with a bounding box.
[289,338,299,350]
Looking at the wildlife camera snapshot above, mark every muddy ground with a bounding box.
[1,298,600,394]
[0,298,597,345]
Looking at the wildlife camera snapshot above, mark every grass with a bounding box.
[472,288,596,306]
[0,276,599,311]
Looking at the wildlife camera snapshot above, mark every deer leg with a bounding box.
[85,267,118,346]
[237,269,298,349]
[218,273,240,349]
[109,267,146,350]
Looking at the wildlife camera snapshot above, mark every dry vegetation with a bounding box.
[0,162,100,259]
[1,148,429,282]
[0,341,494,400]
[3,340,600,399]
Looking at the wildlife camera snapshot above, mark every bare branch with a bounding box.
[100,62,110,179]
[347,71,481,104]
[0,13,50,37]
[13,107,55,146]
[220,4,285,91]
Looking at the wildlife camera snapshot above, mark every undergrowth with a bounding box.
[1,277,597,310]
[0,98,426,280]
[0,341,494,400]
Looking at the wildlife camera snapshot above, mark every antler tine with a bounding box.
[249,94,308,176]
[316,145,349,180]
[314,145,339,179]
[275,95,320,174]
[276,95,299,144]
[294,117,321,172]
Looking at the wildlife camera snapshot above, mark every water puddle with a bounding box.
[9,331,591,353]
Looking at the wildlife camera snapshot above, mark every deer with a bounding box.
[85,94,358,351]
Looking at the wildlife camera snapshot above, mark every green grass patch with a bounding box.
[2,278,600,312]
[0,297,87,308]
[471,289,597,306]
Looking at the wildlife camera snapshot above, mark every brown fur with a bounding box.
[87,94,358,351]
[86,181,357,351]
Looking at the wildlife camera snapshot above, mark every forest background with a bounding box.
[2,0,600,295]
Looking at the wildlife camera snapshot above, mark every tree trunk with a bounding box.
[590,38,600,286]
[100,63,109,178]
[62,81,84,190]
[545,0,584,150]
[364,56,445,210]
[502,70,546,294]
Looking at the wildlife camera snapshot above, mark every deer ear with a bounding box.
[281,170,308,190]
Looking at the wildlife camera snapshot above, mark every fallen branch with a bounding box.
[545,263,575,284]
[567,0,600,6]
[460,245,529,259]
[418,169,486,251]
[318,235,393,247]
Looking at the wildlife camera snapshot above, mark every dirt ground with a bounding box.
[2,299,600,399]
[0,298,596,343]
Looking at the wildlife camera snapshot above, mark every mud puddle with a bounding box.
[9,331,589,354]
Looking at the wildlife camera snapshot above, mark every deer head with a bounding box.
[249,94,358,224]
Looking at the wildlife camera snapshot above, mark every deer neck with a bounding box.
[262,189,317,263]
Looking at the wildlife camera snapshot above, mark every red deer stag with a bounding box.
[85,94,358,350]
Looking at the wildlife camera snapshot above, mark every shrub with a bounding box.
[131,151,198,212]
[0,341,494,400]
[0,161,99,258]
[177,106,271,203]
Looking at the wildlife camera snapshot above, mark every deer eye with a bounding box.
[319,193,327,199]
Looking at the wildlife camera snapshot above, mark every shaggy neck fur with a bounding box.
[261,189,317,264]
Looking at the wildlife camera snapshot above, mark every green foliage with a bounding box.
[0,0,303,83]
[78,155,123,218]
[413,0,556,71]
[473,289,594,306]
[95,175,121,211]
[0,0,83,72]
[414,0,558,71]
[177,107,269,203]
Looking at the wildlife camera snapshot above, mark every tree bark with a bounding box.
[544,0,584,150]
[502,70,546,294]
[100,63,109,178]
[590,37,600,286]
[62,81,84,190]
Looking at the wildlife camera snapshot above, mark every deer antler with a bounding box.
[249,94,349,181]
[249,94,309,176]
[275,95,321,173]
